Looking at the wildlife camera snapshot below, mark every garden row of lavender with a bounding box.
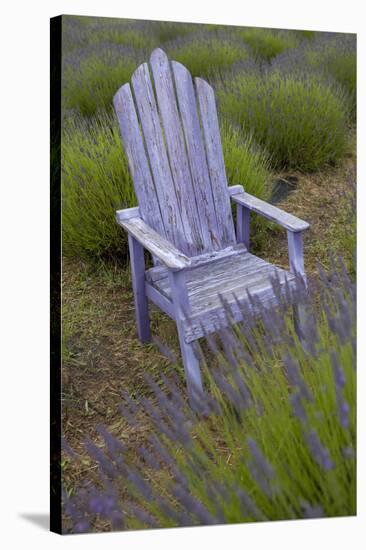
[61,16,356,533]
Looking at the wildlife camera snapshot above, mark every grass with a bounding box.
[217,67,349,171]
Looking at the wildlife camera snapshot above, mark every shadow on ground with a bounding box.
[19,513,49,531]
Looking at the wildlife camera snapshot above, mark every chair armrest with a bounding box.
[117,214,190,270]
[230,185,309,232]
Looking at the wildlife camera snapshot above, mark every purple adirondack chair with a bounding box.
[113,48,309,399]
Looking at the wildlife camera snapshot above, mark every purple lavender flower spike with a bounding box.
[290,392,307,424]
[305,429,334,471]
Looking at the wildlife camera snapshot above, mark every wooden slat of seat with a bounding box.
[147,251,296,314]
[184,278,297,342]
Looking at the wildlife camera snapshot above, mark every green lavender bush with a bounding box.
[217,65,349,171]
[62,112,135,262]
[63,257,356,532]
[221,121,271,198]
[238,27,298,62]
[166,33,250,78]
[62,45,142,117]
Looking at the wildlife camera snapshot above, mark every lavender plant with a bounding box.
[166,32,251,78]
[237,27,299,62]
[62,43,143,116]
[273,34,356,119]
[217,62,349,171]
[63,257,356,532]
[62,112,134,262]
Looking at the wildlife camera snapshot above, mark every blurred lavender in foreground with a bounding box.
[63,256,355,533]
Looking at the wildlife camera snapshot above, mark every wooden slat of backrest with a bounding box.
[131,63,189,254]
[149,48,206,256]
[195,77,236,246]
[113,83,166,236]
[172,61,221,251]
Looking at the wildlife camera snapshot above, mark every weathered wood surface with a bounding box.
[172,61,221,251]
[116,206,140,222]
[195,77,236,247]
[287,231,306,279]
[150,49,204,256]
[128,235,151,342]
[131,62,188,252]
[145,250,297,341]
[168,269,203,394]
[145,243,247,284]
[236,204,251,249]
[183,278,297,342]
[114,48,239,257]
[119,217,190,270]
[113,84,166,236]
[230,186,310,232]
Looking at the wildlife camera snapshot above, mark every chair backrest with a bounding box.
[113,48,236,257]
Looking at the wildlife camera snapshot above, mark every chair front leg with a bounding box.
[128,234,151,343]
[287,230,308,347]
[236,203,251,250]
[168,270,203,400]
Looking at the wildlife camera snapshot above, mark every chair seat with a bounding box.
[146,250,298,342]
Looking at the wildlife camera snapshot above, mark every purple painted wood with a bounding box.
[131,62,189,253]
[150,48,204,256]
[113,84,165,237]
[119,217,190,270]
[128,234,151,343]
[231,188,310,232]
[172,60,221,251]
[195,77,236,247]
[145,282,175,319]
[236,204,251,250]
[168,270,203,397]
[287,230,306,278]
